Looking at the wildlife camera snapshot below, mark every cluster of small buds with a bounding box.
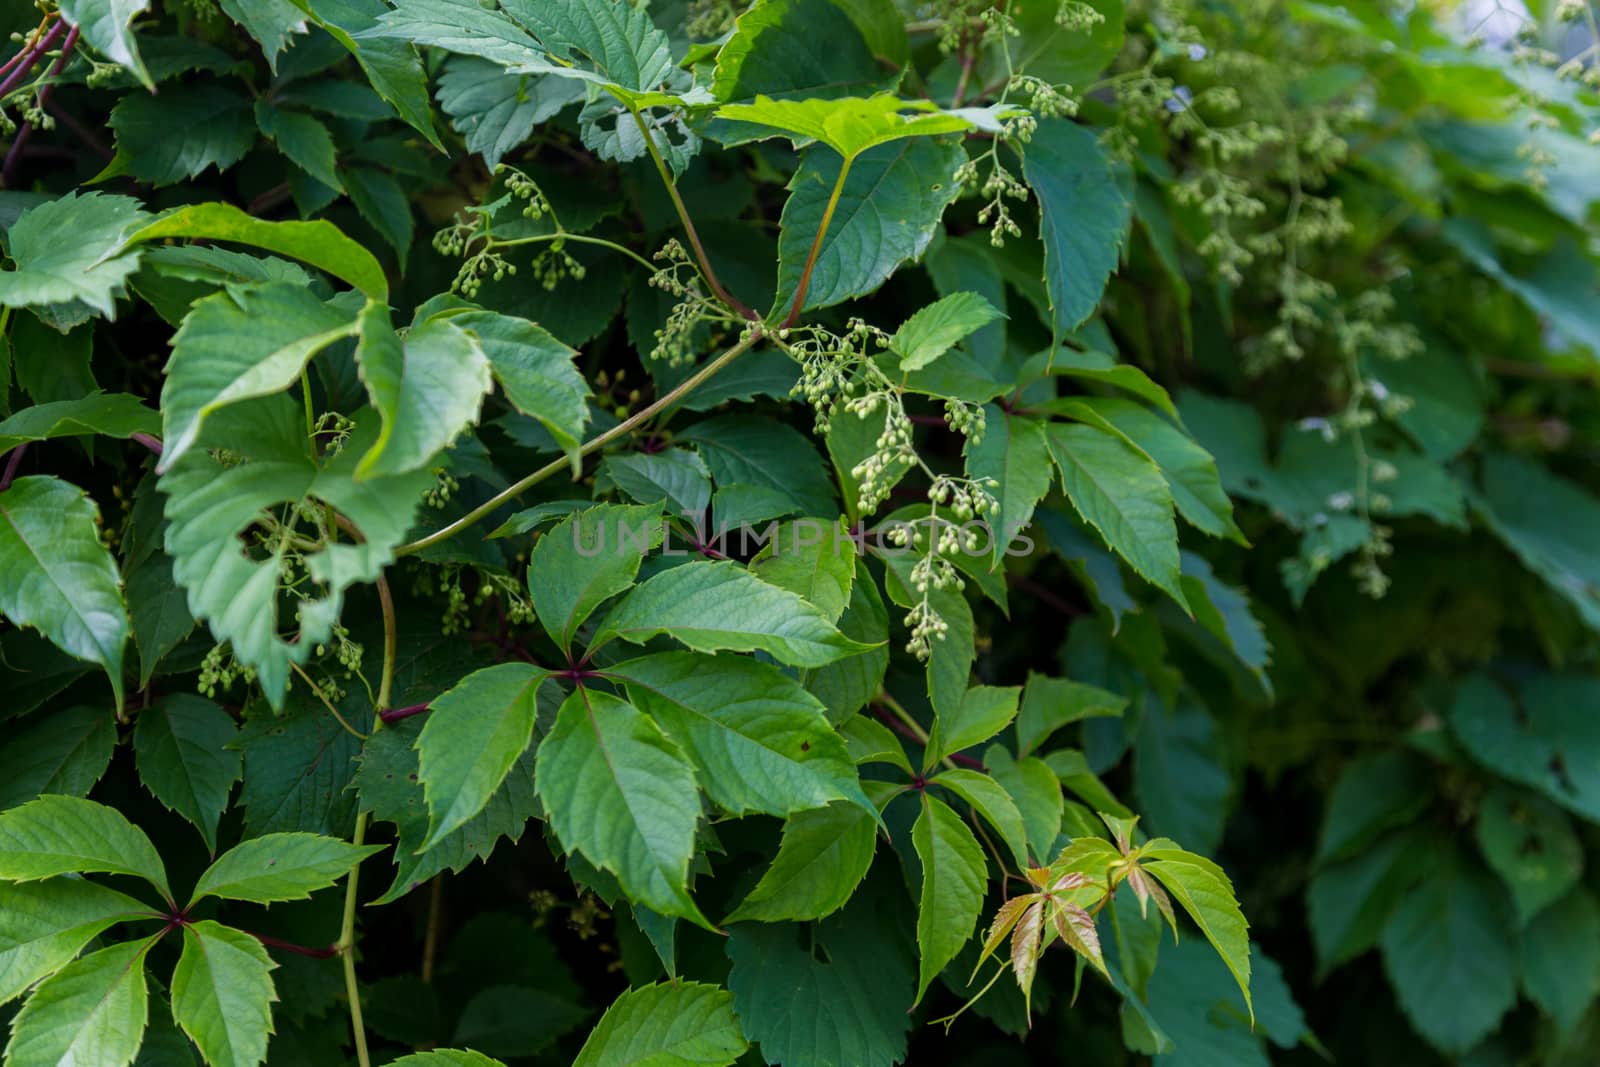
[1008,75,1079,120]
[528,889,560,927]
[529,241,585,292]
[849,395,916,514]
[313,411,356,456]
[313,621,364,677]
[1351,526,1395,598]
[977,4,1019,44]
[651,297,704,366]
[197,644,256,698]
[904,599,951,661]
[943,398,987,444]
[568,893,609,940]
[927,475,999,523]
[1258,265,1334,365]
[83,58,122,89]
[686,0,739,36]
[1557,0,1590,20]
[431,212,481,259]
[438,566,471,635]
[969,158,1029,247]
[425,467,459,509]
[503,168,553,221]
[1055,0,1105,30]
[910,544,963,594]
[449,247,513,298]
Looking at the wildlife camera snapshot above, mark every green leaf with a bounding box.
[927,684,1020,769]
[254,101,342,192]
[1077,397,1243,542]
[610,651,868,818]
[0,879,151,1005]
[0,393,160,452]
[157,283,362,469]
[726,899,913,1067]
[0,476,129,710]
[386,1052,505,1067]
[933,768,1029,870]
[1021,119,1130,339]
[679,415,837,519]
[285,0,444,148]
[1521,888,1600,1036]
[594,560,876,668]
[356,715,539,905]
[805,570,891,724]
[1177,551,1272,687]
[839,715,914,776]
[716,94,1004,160]
[109,85,255,185]
[912,792,987,1004]
[1474,452,1600,631]
[1307,825,1434,977]
[456,310,590,472]
[773,137,966,314]
[984,746,1062,863]
[571,981,747,1067]
[748,517,856,624]
[220,0,308,69]
[416,663,546,846]
[233,697,363,839]
[1477,785,1583,926]
[190,832,378,905]
[160,399,432,708]
[439,57,584,169]
[534,688,708,926]
[0,706,116,811]
[603,450,712,520]
[133,695,241,852]
[1378,856,1516,1054]
[1045,422,1185,608]
[503,0,676,92]
[3,939,149,1067]
[527,502,663,654]
[0,193,149,319]
[1134,701,1230,856]
[1014,672,1126,757]
[127,202,390,301]
[1450,672,1600,822]
[170,920,277,1067]
[964,410,1052,566]
[994,0,1123,87]
[891,292,1006,372]
[59,0,153,88]
[724,801,877,923]
[1141,851,1253,1024]
[355,313,492,479]
[1315,748,1431,866]
[709,0,898,144]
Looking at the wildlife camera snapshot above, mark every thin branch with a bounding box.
[0,443,28,492]
[782,157,853,329]
[3,24,77,187]
[397,327,764,556]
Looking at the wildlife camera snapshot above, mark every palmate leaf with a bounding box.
[1014,672,1127,757]
[527,502,664,655]
[456,310,591,472]
[170,920,278,1067]
[126,202,390,300]
[387,1053,506,1067]
[571,982,747,1067]
[534,688,709,927]
[0,706,116,810]
[415,663,547,846]
[439,57,586,169]
[964,410,1052,566]
[1139,847,1253,1024]
[0,475,130,709]
[254,101,343,191]
[1020,119,1131,340]
[926,685,1021,769]
[220,0,309,70]
[723,800,877,923]
[1045,422,1186,609]
[501,0,675,92]
[608,651,871,819]
[0,796,171,904]
[0,392,160,452]
[773,137,967,315]
[912,792,988,1005]
[157,283,363,470]
[133,695,242,852]
[0,193,149,319]
[160,397,432,709]
[891,292,1007,372]
[0,879,151,1005]
[747,517,856,624]
[593,560,877,668]
[58,0,154,88]
[716,94,1011,160]
[189,833,379,905]
[108,85,256,186]
[932,769,1029,871]
[353,309,493,479]
[3,939,150,1067]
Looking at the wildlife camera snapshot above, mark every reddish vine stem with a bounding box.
[250,932,341,959]
[782,156,853,329]
[377,702,429,724]
[0,444,28,492]
[0,20,66,106]
[3,24,78,187]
